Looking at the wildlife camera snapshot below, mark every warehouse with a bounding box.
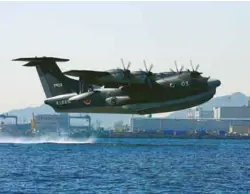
[35,113,69,135]
[213,106,250,119]
[229,124,250,135]
[194,107,214,119]
[130,117,250,133]
[34,113,91,135]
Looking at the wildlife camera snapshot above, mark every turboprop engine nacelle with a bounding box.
[105,96,131,106]
[69,91,99,101]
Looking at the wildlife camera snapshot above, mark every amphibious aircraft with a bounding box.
[14,56,221,115]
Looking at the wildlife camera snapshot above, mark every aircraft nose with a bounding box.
[207,78,221,88]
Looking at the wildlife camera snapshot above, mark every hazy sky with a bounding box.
[1,1,250,113]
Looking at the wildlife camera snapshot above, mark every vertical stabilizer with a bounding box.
[13,57,78,98]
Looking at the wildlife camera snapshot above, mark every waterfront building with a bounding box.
[35,113,69,135]
[229,124,250,135]
[35,113,91,135]
[194,107,213,119]
[213,106,250,119]
[130,117,250,134]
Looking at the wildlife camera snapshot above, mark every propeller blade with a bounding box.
[195,64,199,71]
[174,61,179,72]
[190,60,194,71]
[149,64,153,72]
[121,58,125,69]
[180,65,184,72]
[143,60,148,72]
[127,61,131,69]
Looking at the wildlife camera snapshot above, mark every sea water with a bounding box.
[0,137,248,193]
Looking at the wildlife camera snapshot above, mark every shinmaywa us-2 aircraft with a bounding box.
[14,56,221,115]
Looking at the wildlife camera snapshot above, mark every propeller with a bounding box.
[117,58,134,86]
[139,60,155,88]
[170,61,184,74]
[189,60,202,77]
[120,58,131,78]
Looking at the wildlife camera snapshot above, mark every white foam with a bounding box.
[0,135,96,144]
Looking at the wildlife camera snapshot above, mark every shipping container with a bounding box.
[218,130,226,136]
[175,130,187,135]
[164,129,174,135]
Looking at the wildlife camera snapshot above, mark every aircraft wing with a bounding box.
[64,69,160,88]
[64,70,127,87]
[63,70,110,78]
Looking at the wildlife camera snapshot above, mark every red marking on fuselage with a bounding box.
[83,99,91,105]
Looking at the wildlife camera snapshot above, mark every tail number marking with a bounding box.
[56,100,71,105]
[54,83,63,88]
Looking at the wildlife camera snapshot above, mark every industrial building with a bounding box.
[130,117,250,133]
[35,113,69,135]
[194,107,213,119]
[0,114,32,136]
[130,101,250,135]
[229,124,250,135]
[0,113,93,137]
[187,107,214,119]
[213,97,250,119]
[34,113,91,135]
[213,106,250,119]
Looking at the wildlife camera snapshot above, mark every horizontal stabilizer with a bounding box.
[63,70,109,78]
[13,56,69,66]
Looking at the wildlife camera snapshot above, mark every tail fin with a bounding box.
[13,56,78,98]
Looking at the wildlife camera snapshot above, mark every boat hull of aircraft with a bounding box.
[52,89,216,114]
